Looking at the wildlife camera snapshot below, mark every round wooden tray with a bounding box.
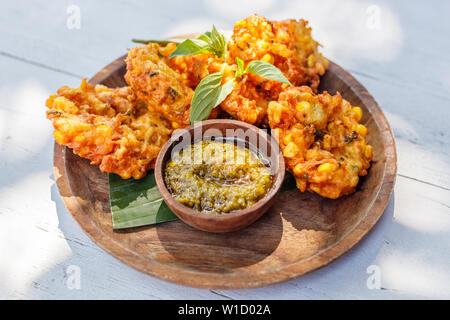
[53,54,397,289]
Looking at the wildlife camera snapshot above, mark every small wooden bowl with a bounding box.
[154,119,285,233]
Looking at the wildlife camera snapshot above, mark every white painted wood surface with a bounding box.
[0,0,448,299]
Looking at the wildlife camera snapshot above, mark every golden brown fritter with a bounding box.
[125,43,194,128]
[268,86,373,199]
[46,79,173,179]
[219,14,328,125]
[169,53,223,88]
[164,43,224,119]
[227,14,328,90]
[166,42,224,89]
[220,72,285,126]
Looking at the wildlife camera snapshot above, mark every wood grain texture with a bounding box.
[53,51,397,288]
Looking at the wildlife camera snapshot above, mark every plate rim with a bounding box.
[53,55,397,289]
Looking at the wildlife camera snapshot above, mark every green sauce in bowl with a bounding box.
[165,140,272,214]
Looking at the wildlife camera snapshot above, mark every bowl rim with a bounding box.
[154,119,285,224]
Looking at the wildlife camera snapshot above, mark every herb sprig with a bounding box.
[132,27,292,124]
[235,57,290,85]
[169,26,227,59]
[189,72,234,124]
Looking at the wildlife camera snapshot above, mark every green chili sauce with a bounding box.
[165,140,273,214]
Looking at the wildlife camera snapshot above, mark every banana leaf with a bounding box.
[109,172,178,229]
[109,171,297,229]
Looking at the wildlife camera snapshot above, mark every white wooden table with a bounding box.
[0,0,448,299]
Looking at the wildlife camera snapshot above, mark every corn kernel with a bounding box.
[272,108,281,123]
[234,20,246,27]
[356,124,367,137]
[317,162,336,173]
[53,131,66,144]
[365,145,373,158]
[74,135,83,142]
[171,121,180,129]
[121,172,131,180]
[297,92,312,100]
[261,53,274,64]
[80,78,88,90]
[54,97,78,113]
[323,134,332,150]
[283,132,293,145]
[307,55,315,68]
[247,112,257,124]
[295,101,311,113]
[293,163,304,176]
[309,185,321,194]
[259,41,269,50]
[360,140,366,149]
[352,107,362,121]
[97,125,110,132]
[283,142,298,158]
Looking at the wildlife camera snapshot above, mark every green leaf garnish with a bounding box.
[169,39,210,59]
[208,25,227,58]
[131,38,184,45]
[197,31,212,43]
[244,60,291,85]
[235,57,245,78]
[166,26,227,60]
[109,172,178,229]
[189,72,235,124]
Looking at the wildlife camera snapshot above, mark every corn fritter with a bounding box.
[125,43,194,128]
[46,79,173,179]
[268,86,373,199]
[228,14,328,90]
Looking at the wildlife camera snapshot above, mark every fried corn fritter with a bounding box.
[268,86,373,199]
[164,43,224,119]
[220,72,285,126]
[46,79,173,179]
[220,14,328,125]
[165,43,224,89]
[227,14,328,90]
[125,43,194,128]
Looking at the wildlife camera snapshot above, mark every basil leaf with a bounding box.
[109,172,178,229]
[235,57,245,78]
[189,72,235,124]
[216,79,235,107]
[158,26,227,59]
[132,38,184,45]
[169,39,210,59]
[197,31,212,43]
[209,25,227,58]
[245,60,291,85]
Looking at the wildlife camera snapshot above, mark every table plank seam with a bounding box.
[0,50,84,79]
[397,173,450,191]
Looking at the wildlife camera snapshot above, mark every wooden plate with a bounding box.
[53,53,397,289]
